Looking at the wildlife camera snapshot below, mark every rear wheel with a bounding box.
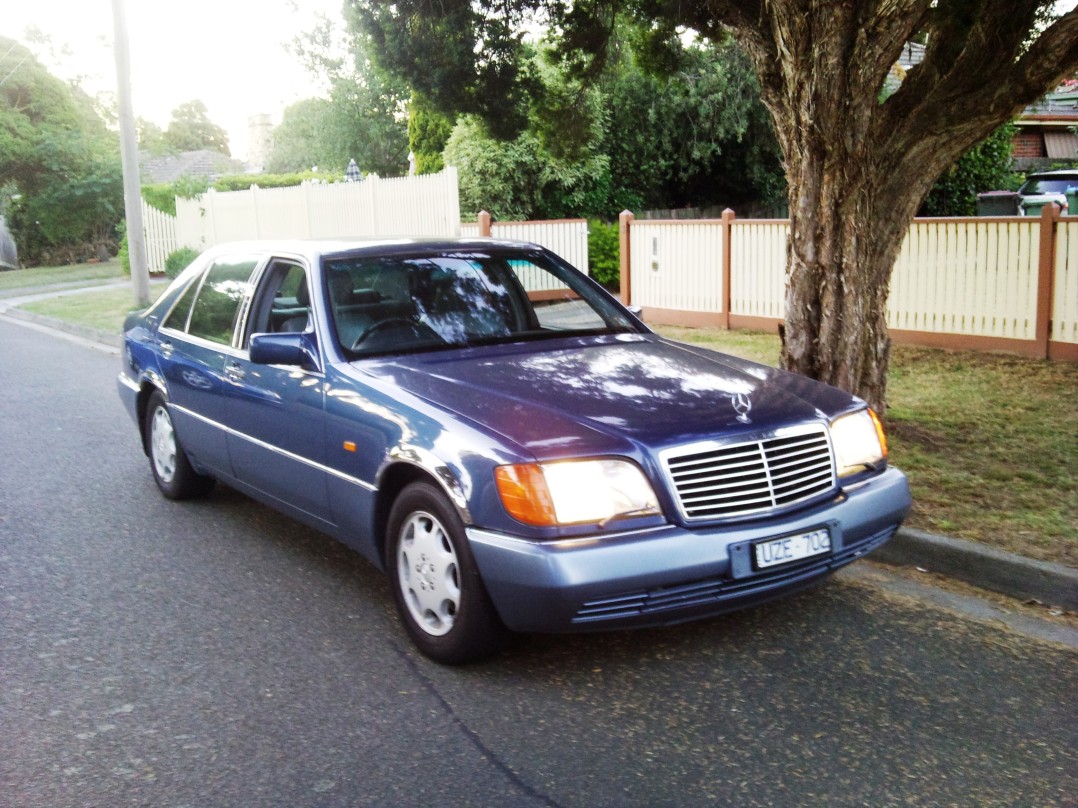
[387,482,506,664]
[144,391,214,500]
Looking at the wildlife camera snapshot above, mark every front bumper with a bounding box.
[468,466,911,633]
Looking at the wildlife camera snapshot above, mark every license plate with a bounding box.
[753,528,831,570]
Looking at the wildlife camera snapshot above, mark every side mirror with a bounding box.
[249,332,311,366]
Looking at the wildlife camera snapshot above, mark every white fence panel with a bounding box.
[888,219,1039,340]
[730,221,787,318]
[254,185,313,238]
[629,221,724,313]
[460,219,590,273]
[175,196,210,249]
[306,182,370,237]
[374,171,461,237]
[1054,218,1078,345]
[494,220,589,271]
[174,169,461,250]
[141,199,177,273]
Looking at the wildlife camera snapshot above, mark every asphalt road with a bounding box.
[1,317,1075,808]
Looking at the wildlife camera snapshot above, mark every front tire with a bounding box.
[144,391,214,500]
[387,482,506,664]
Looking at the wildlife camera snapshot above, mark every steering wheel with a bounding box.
[351,318,440,352]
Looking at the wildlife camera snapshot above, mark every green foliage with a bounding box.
[352,5,783,213]
[142,172,337,216]
[210,171,335,191]
[164,246,201,279]
[445,116,611,221]
[348,0,537,140]
[117,219,129,276]
[922,124,1021,216]
[267,98,342,173]
[164,100,230,156]
[408,92,454,174]
[136,118,172,157]
[435,30,783,220]
[587,220,620,287]
[141,176,211,215]
[596,36,785,213]
[1,37,124,266]
[271,20,410,176]
[141,184,180,216]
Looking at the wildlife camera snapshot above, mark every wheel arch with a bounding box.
[135,377,168,455]
[374,452,473,568]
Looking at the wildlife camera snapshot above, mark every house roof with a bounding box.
[139,150,246,184]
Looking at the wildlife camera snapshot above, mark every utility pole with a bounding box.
[111,0,150,307]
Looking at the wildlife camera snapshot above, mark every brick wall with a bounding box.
[1013,131,1046,159]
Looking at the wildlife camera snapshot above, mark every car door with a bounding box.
[223,258,332,523]
[158,254,260,476]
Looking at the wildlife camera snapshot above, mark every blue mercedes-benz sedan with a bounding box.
[118,239,911,663]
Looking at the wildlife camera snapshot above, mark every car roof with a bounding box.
[196,237,546,263]
[1026,170,1078,178]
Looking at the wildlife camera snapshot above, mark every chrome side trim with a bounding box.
[170,403,377,493]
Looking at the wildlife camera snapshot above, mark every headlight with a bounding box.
[830,409,888,478]
[495,459,661,527]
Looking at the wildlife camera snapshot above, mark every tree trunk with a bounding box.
[782,175,902,413]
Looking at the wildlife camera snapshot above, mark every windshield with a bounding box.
[324,248,643,358]
[1020,176,1078,195]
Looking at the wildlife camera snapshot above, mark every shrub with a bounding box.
[117,220,129,276]
[588,220,620,288]
[164,246,201,279]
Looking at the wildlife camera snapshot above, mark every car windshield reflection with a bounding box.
[325,249,639,359]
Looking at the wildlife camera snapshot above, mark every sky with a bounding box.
[3,0,345,161]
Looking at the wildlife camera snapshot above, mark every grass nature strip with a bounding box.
[0,262,126,296]
[10,278,1075,569]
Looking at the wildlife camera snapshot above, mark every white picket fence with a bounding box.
[460,217,590,272]
[623,211,1077,358]
[141,199,178,274]
[889,219,1041,340]
[1052,219,1078,345]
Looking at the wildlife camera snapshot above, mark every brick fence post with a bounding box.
[477,210,492,238]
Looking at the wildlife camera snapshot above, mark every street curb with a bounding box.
[0,306,121,349]
[876,527,1078,611]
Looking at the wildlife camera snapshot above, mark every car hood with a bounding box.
[357,335,857,459]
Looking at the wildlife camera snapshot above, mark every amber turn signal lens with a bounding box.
[494,464,558,527]
[868,408,888,458]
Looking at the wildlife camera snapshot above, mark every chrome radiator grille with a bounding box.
[662,425,836,521]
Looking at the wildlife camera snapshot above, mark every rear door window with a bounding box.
[184,256,259,345]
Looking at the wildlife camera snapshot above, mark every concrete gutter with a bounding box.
[0,279,132,349]
[2,294,1075,613]
[0,305,122,349]
[877,527,1078,611]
